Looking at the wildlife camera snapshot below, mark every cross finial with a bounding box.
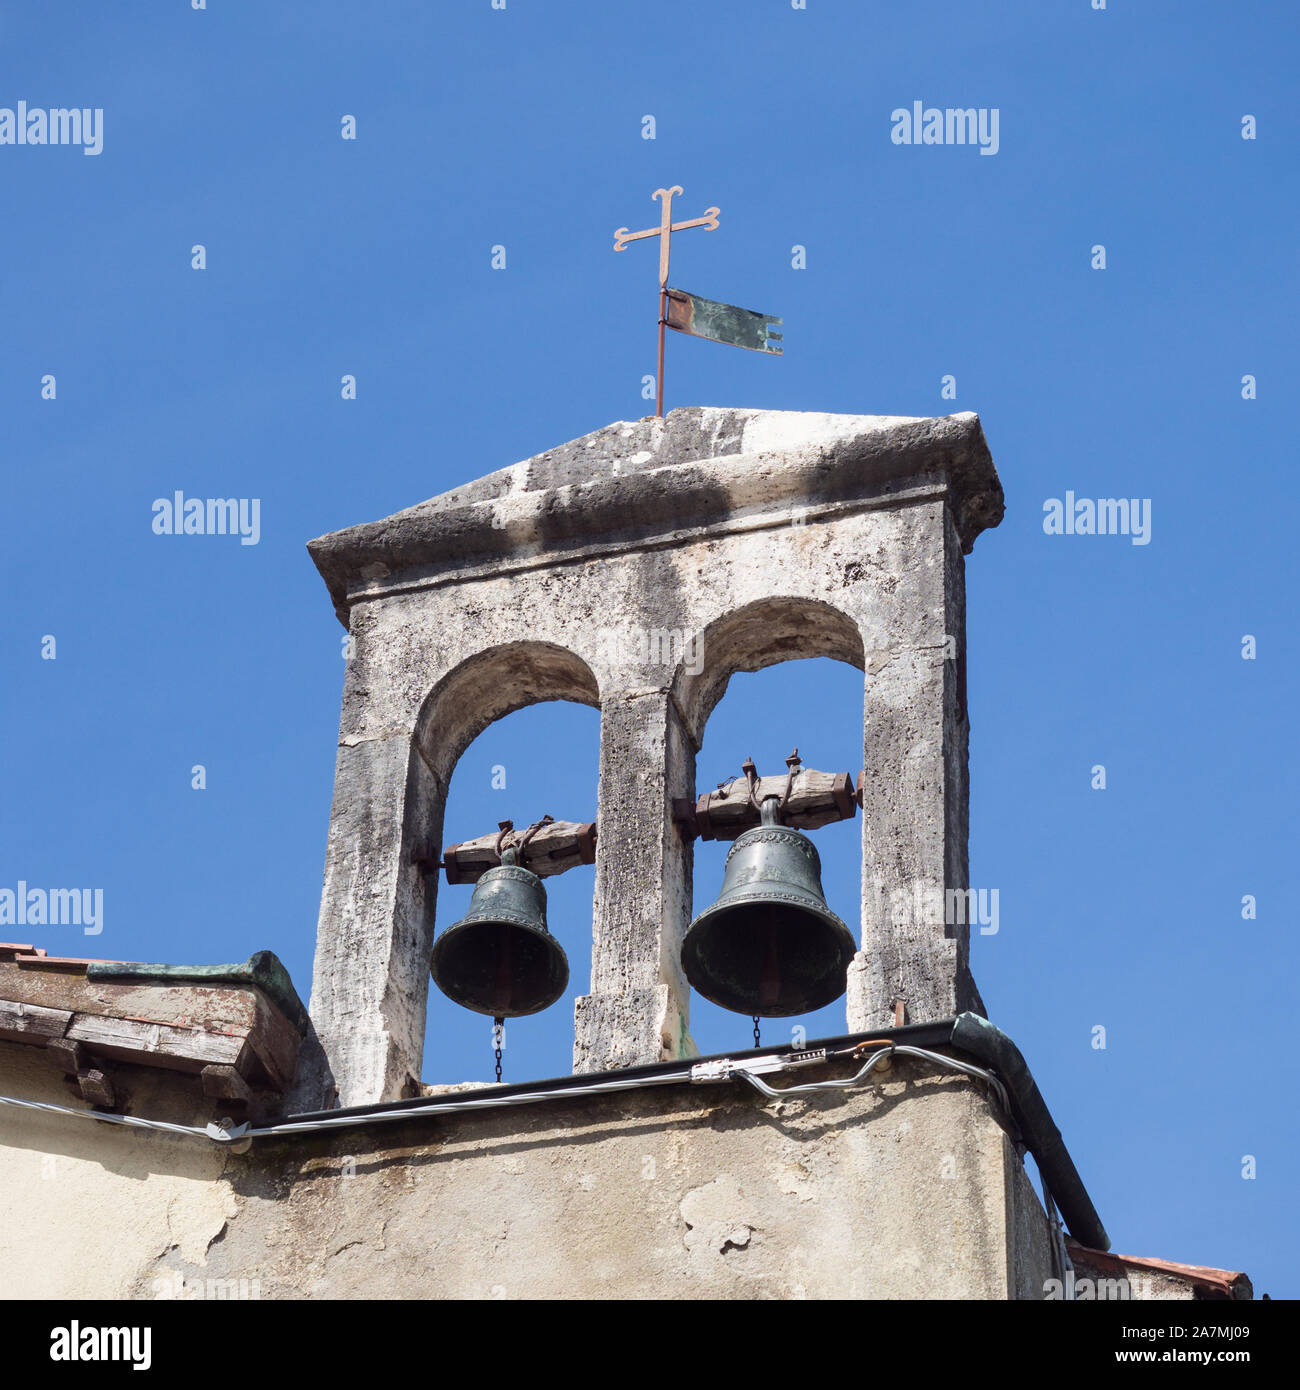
[613,186,721,418]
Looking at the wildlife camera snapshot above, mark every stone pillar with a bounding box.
[847,507,977,1030]
[573,688,696,1072]
[292,679,443,1111]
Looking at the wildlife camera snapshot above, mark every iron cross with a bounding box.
[614,186,720,418]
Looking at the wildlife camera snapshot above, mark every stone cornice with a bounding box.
[308,408,1004,621]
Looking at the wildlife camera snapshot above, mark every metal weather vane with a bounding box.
[614,185,782,418]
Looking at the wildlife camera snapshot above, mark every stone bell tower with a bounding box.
[0,403,1256,1302]
[298,407,1003,1110]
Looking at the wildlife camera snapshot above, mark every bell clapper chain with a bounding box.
[492,1017,505,1085]
[749,789,792,1051]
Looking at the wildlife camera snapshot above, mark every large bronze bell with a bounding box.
[682,797,857,1017]
[430,848,569,1017]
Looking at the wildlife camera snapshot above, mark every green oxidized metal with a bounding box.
[430,848,569,1018]
[665,287,783,354]
[682,798,855,1017]
[85,950,309,1035]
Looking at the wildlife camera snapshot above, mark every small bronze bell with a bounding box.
[430,848,569,1017]
[682,797,857,1017]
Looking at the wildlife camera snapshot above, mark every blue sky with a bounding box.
[1,1,1295,1296]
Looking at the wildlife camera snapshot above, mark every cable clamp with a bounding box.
[691,1048,827,1084]
[780,1047,828,1069]
[204,1118,252,1145]
[690,1059,737,1083]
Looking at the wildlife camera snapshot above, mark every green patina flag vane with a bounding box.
[614,186,782,418]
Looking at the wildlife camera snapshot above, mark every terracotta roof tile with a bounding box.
[14,953,100,972]
[1067,1241,1251,1299]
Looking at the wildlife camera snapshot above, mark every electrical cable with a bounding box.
[0,1041,1006,1146]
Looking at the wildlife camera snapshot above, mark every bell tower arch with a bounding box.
[298,408,1003,1108]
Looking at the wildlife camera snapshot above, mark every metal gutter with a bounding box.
[281,1018,956,1126]
[950,1012,1110,1252]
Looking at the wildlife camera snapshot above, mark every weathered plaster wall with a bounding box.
[0,1042,235,1300]
[0,1046,1054,1301]
[1006,1143,1058,1301]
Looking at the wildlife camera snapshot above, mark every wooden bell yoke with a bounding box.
[416,752,862,885]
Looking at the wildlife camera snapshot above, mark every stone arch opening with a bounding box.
[673,599,867,1052]
[413,641,600,788]
[686,657,868,1055]
[407,642,601,1086]
[672,596,865,747]
[422,700,600,1085]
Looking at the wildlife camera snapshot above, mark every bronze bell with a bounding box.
[682,797,857,1017]
[430,848,569,1017]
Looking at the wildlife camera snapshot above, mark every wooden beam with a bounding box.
[76,1069,115,1107]
[65,1014,244,1071]
[438,819,597,884]
[0,996,72,1045]
[201,1064,253,1103]
[45,1038,89,1076]
[674,768,858,842]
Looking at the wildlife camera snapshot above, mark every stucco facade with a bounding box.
[1,1040,1057,1300]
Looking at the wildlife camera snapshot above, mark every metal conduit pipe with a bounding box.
[950,1012,1109,1252]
